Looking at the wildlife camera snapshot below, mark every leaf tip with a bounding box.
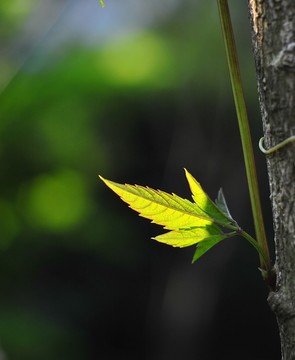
[98,175,116,191]
[183,168,198,185]
[183,167,190,177]
[98,175,107,183]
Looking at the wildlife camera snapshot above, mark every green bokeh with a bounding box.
[21,170,91,232]
[0,309,78,360]
[100,33,177,89]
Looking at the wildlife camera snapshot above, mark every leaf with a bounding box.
[192,236,225,263]
[153,225,224,248]
[215,188,233,220]
[184,169,231,225]
[99,176,213,230]
[99,0,105,7]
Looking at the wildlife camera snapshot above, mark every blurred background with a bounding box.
[0,0,281,359]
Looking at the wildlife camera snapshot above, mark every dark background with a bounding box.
[0,0,281,359]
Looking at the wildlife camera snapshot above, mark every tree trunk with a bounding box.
[247,1,295,358]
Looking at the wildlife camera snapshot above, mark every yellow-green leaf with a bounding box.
[153,226,225,248]
[184,168,231,224]
[99,176,213,230]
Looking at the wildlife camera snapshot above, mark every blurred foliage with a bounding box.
[20,169,91,231]
[0,1,280,359]
[0,0,37,38]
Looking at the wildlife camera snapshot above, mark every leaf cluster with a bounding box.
[100,169,241,262]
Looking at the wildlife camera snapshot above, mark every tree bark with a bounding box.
[247,1,295,358]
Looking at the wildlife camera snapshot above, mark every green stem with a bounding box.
[217,0,271,272]
[239,230,269,271]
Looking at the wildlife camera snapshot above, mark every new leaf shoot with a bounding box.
[99,169,250,262]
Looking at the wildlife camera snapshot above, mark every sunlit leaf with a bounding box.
[99,176,213,230]
[99,0,105,7]
[184,168,231,224]
[153,225,224,248]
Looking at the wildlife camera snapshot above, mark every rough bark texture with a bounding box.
[247,1,295,358]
